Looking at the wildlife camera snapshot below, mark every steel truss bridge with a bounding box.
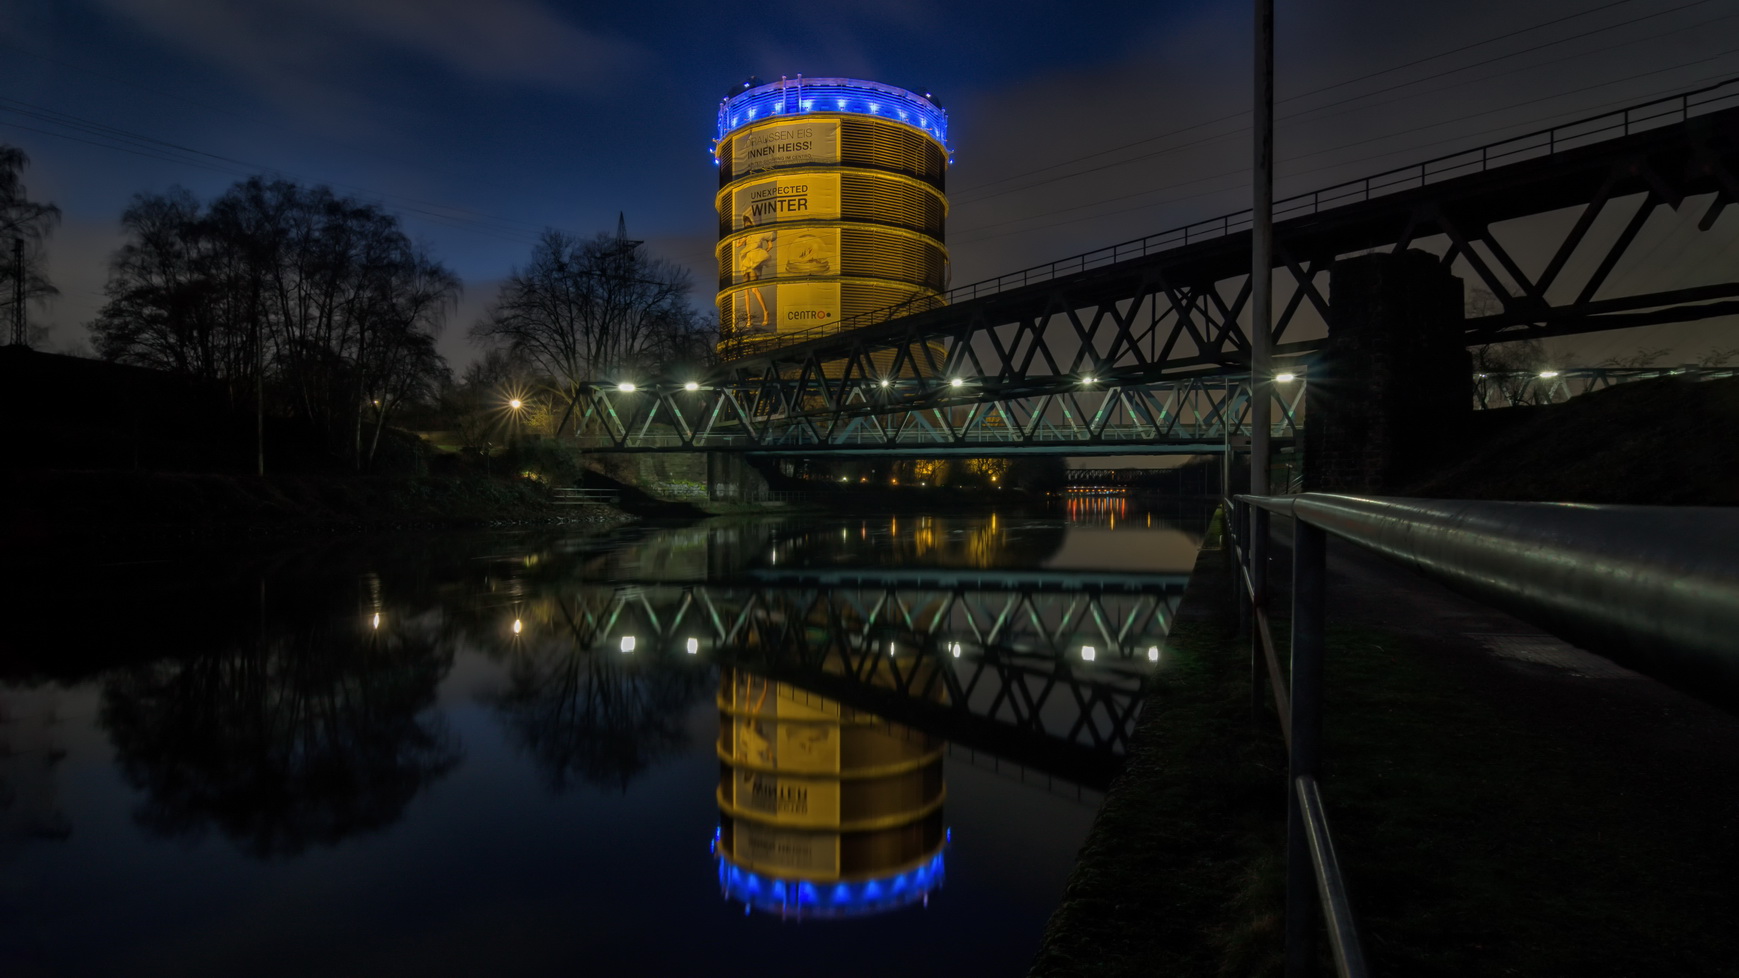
[560,81,1739,456]
[525,568,1188,789]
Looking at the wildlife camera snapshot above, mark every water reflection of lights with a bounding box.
[716,851,947,919]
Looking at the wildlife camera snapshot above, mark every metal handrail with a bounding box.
[723,77,1739,360]
[1233,491,1739,977]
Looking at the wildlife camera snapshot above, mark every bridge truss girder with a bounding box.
[656,99,1739,445]
[566,374,1306,455]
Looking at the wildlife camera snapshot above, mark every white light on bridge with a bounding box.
[1148,646,1160,662]
[1081,645,1096,661]
[617,382,637,392]
[949,377,964,388]
[1081,376,1095,385]
[950,641,962,658]
[371,612,380,630]
[509,398,523,409]
[686,637,699,655]
[1276,372,1296,383]
[1538,370,1560,379]
[684,381,700,391]
[879,378,891,388]
[513,618,523,635]
[620,636,636,653]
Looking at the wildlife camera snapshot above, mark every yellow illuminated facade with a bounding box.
[715,668,946,918]
[714,78,950,358]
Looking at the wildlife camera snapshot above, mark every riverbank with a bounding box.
[2,469,627,546]
[1029,511,1739,976]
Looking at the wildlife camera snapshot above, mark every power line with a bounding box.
[948,65,1739,249]
[0,97,560,247]
[949,0,1716,207]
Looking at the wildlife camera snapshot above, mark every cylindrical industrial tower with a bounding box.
[714,668,946,918]
[713,77,950,359]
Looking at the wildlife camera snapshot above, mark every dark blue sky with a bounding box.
[5,0,1737,366]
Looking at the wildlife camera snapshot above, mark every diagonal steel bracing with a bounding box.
[567,83,1739,454]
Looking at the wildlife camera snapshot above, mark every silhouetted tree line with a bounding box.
[88,178,458,469]
[82,175,716,472]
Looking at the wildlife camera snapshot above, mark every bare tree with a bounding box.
[0,145,61,346]
[471,223,713,435]
[91,177,459,469]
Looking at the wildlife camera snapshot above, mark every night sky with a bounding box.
[5,0,1737,368]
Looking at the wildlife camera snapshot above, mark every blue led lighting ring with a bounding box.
[718,77,948,151]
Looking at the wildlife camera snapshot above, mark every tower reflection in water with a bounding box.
[714,667,947,919]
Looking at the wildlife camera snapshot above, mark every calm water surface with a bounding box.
[2,500,1205,977]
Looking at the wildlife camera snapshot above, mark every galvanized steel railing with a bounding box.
[1229,491,1739,977]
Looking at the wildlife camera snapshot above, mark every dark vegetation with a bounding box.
[1033,501,1739,977]
[1412,374,1739,505]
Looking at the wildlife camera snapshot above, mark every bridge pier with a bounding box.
[1304,250,1468,492]
[706,451,766,502]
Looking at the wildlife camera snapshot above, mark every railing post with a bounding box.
[1249,504,1269,725]
[1285,518,1327,977]
[1234,496,1251,642]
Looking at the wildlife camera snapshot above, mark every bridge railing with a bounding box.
[724,78,1739,361]
[1228,492,1739,977]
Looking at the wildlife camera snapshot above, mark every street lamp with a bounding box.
[1275,372,1296,383]
[684,381,700,391]
[508,398,523,410]
[617,382,637,393]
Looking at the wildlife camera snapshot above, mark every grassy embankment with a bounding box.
[1029,376,1739,977]
[2,468,619,546]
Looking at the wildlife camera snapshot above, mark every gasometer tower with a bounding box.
[713,77,951,358]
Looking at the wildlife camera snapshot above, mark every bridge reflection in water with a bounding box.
[507,557,1187,917]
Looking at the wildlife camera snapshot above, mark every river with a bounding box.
[1,497,1208,977]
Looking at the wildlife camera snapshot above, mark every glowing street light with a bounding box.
[617,382,637,393]
[508,398,523,410]
[684,381,700,391]
[1148,645,1160,662]
[1080,376,1096,385]
[620,635,636,653]
[686,637,699,655]
[512,618,523,635]
[1538,370,1560,379]
[1081,645,1096,661]
[879,378,891,388]
[1275,372,1296,383]
[949,377,965,388]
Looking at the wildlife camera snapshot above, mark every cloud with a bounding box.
[93,0,648,105]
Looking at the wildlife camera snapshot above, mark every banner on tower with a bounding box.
[729,173,841,231]
[734,120,840,174]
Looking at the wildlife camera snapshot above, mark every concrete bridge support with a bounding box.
[706,451,764,502]
[1304,250,1468,492]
